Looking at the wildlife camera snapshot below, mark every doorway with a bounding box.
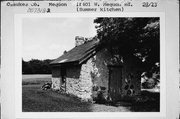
[109,66,123,101]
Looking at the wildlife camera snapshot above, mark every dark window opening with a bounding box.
[61,67,66,83]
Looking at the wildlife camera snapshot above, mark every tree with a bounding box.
[22,59,33,74]
[22,59,53,74]
[94,17,160,76]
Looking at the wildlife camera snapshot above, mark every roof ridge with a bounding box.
[50,37,99,65]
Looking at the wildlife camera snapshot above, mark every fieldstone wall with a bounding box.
[120,56,142,99]
[65,51,111,101]
[66,66,81,96]
[51,77,61,90]
[51,67,63,90]
[93,49,141,100]
[65,48,141,101]
[121,71,141,98]
[91,48,111,99]
[51,49,141,101]
[66,77,81,96]
[66,63,93,101]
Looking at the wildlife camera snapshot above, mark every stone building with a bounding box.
[50,36,142,102]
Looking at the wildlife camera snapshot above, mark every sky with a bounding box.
[22,17,97,61]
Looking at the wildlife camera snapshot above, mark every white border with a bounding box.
[14,13,166,118]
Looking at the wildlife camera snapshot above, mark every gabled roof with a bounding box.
[50,38,99,65]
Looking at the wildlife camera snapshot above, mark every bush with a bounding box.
[92,85,107,104]
[142,78,157,89]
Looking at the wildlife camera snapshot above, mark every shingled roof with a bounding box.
[50,38,99,65]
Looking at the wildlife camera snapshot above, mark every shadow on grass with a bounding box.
[115,90,160,112]
[94,90,160,112]
[129,91,160,112]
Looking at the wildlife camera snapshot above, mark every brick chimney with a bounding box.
[75,36,94,47]
[75,36,87,47]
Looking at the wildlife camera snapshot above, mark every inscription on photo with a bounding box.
[27,8,51,13]
[5,0,159,13]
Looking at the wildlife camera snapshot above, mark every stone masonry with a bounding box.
[51,48,141,101]
[51,36,141,101]
[66,58,94,101]
[51,77,61,90]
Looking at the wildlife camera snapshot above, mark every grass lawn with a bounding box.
[22,74,160,112]
[22,74,51,85]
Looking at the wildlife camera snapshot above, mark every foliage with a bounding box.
[22,59,53,74]
[94,17,160,76]
[142,78,158,89]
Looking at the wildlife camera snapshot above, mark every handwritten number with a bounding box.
[142,2,157,7]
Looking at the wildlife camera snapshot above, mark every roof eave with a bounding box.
[50,61,79,67]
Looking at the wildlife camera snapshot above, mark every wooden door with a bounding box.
[109,66,122,101]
